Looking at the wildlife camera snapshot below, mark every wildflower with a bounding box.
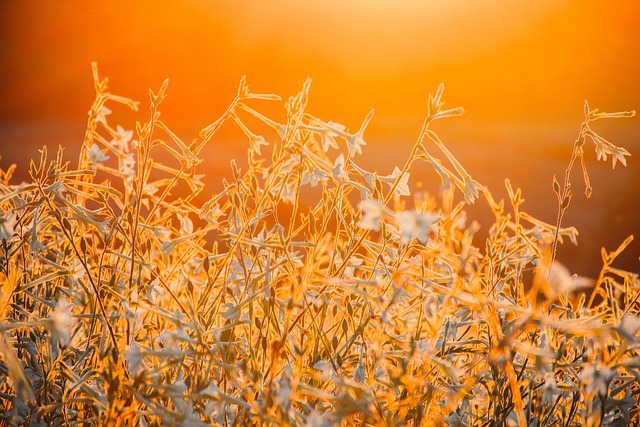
[332,153,348,181]
[124,341,144,374]
[350,161,375,189]
[146,277,166,303]
[541,371,559,404]
[250,134,269,156]
[354,353,366,383]
[199,200,224,223]
[203,399,227,426]
[347,109,374,156]
[88,143,109,170]
[322,121,345,152]
[468,385,488,407]
[305,411,331,427]
[29,231,46,257]
[49,295,76,347]
[119,153,135,175]
[594,141,611,163]
[0,210,17,241]
[122,300,145,334]
[610,145,630,168]
[275,367,292,409]
[342,256,363,279]
[463,176,483,204]
[177,212,193,235]
[161,239,179,256]
[70,259,87,280]
[176,401,209,427]
[313,360,336,381]
[444,411,466,427]
[358,199,384,231]
[286,250,304,268]
[348,133,366,156]
[280,153,301,175]
[280,181,297,204]
[143,182,159,197]
[618,314,640,341]
[92,105,111,125]
[110,125,133,152]
[301,168,329,187]
[394,210,438,244]
[381,166,410,197]
[580,363,613,395]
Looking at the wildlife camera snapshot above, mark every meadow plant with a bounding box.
[0,63,638,426]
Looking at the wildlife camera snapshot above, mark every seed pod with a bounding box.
[552,176,561,195]
[331,336,339,350]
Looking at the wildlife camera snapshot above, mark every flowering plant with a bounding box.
[0,64,637,426]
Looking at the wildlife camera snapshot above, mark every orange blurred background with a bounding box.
[1,0,638,277]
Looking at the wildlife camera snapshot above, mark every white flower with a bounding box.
[469,385,488,407]
[580,363,613,395]
[161,239,178,256]
[444,411,465,427]
[381,166,410,197]
[302,168,329,187]
[92,105,111,125]
[250,134,268,156]
[594,142,610,163]
[354,361,366,383]
[610,145,630,169]
[275,368,292,409]
[341,256,363,279]
[280,181,297,204]
[548,261,594,295]
[146,277,166,303]
[143,183,159,197]
[541,371,559,404]
[332,154,348,182]
[312,360,336,381]
[50,295,76,347]
[286,250,304,268]
[358,199,384,231]
[0,210,17,241]
[395,210,438,244]
[463,177,483,204]
[348,133,367,156]
[321,121,345,152]
[347,110,374,156]
[305,410,331,427]
[618,315,640,341]
[111,125,133,152]
[177,212,193,235]
[70,259,86,280]
[30,232,46,257]
[119,153,135,177]
[122,301,146,334]
[88,143,109,170]
[199,200,225,223]
[124,341,144,374]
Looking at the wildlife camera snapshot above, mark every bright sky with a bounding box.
[0,0,638,275]
[2,1,638,126]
